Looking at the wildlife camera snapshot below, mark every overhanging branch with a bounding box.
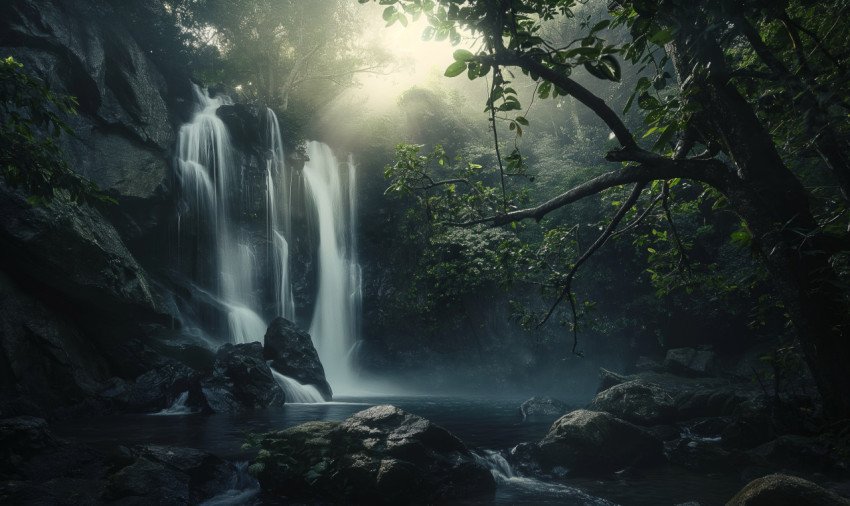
[453,158,728,227]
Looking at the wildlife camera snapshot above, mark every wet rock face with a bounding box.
[664,347,718,377]
[251,405,496,504]
[588,380,676,426]
[200,343,285,413]
[535,409,664,475]
[0,186,165,321]
[727,473,850,506]
[520,396,570,421]
[1,0,175,200]
[263,317,332,400]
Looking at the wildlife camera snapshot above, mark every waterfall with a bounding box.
[271,370,325,403]
[265,109,296,321]
[176,87,362,387]
[176,84,266,343]
[303,142,362,389]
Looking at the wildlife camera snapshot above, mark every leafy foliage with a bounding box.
[0,57,110,205]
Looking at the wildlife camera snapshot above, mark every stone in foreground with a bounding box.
[535,409,664,474]
[251,405,495,504]
[726,473,850,506]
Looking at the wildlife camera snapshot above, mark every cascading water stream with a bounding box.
[303,142,362,390]
[176,84,266,344]
[265,109,296,321]
[177,87,362,391]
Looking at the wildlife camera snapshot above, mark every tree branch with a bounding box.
[482,51,637,149]
[451,158,729,227]
[538,182,647,356]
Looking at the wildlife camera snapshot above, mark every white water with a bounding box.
[265,109,296,321]
[151,391,194,416]
[303,141,362,390]
[271,370,325,403]
[199,461,260,506]
[177,87,363,393]
[474,450,617,505]
[176,85,266,343]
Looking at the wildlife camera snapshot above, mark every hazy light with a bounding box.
[351,5,478,110]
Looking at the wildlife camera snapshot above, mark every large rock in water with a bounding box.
[726,473,850,505]
[200,343,285,412]
[263,318,332,399]
[250,405,496,504]
[534,409,664,474]
[588,380,676,425]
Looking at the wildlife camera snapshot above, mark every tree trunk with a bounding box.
[667,9,850,418]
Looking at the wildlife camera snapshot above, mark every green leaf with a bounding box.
[444,61,466,77]
[382,6,396,21]
[453,49,474,61]
[583,55,621,82]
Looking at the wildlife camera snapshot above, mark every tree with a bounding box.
[174,0,391,111]
[366,0,850,419]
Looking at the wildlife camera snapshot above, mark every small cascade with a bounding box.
[474,450,616,505]
[475,449,517,481]
[152,392,194,416]
[271,370,325,403]
[199,461,260,506]
[303,142,362,389]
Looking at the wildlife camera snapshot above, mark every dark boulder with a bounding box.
[106,445,235,505]
[200,343,285,412]
[0,417,58,477]
[0,272,110,416]
[665,437,740,473]
[0,416,238,505]
[519,396,569,421]
[535,409,664,475]
[250,405,496,504]
[597,367,629,393]
[125,362,202,413]
[588,380,676,425]
[675,388,747,420]
[664,347,718,377]
[263,317,332,400]
[727,473,850,506]
[746,436,843,475]
[0,416,110,503]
